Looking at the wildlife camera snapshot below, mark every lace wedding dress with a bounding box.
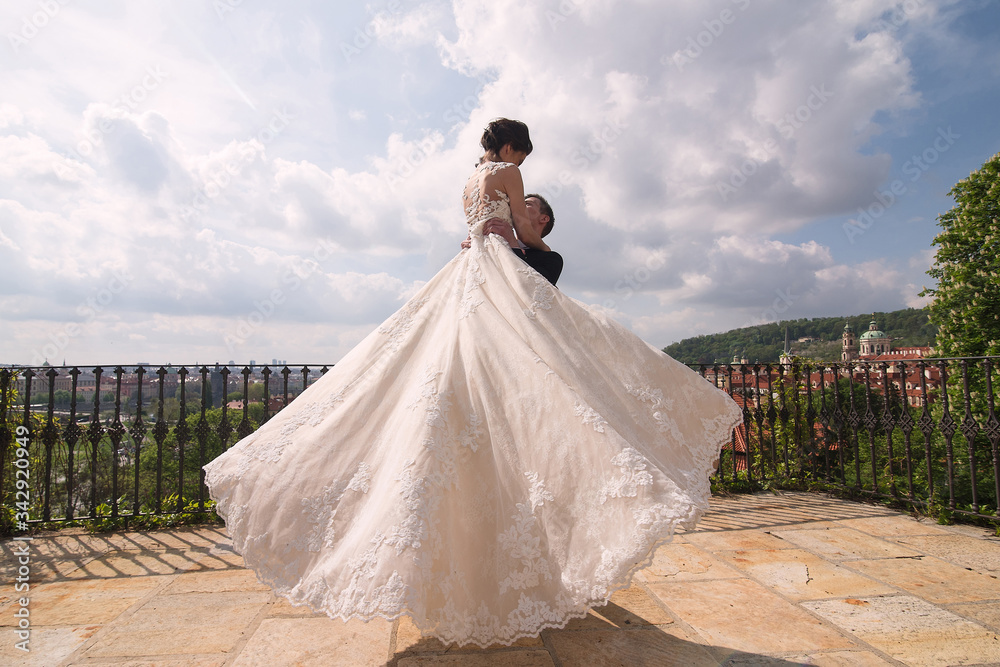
[204,161,743,647]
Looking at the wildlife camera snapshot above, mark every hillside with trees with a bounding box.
[662,308,936,365]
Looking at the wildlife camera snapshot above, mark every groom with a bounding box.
[463,193,563,286]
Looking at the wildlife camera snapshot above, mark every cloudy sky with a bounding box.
[2,0,998,366]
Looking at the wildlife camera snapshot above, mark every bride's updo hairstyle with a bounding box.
[481,118,533,157]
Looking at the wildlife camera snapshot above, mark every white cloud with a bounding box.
[0,0,992,364]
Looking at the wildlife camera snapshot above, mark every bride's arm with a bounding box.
[501,167,551,252]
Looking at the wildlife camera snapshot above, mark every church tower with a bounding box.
[779,326,793,365]
[859,314,891,357]
[842,320,857,362]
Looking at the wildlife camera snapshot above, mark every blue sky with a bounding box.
[1,0,998,366]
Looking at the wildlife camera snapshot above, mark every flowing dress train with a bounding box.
[204,160,743,647]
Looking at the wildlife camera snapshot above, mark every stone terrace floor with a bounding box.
[2,491,1000,667]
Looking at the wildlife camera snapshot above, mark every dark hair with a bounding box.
[525,193,554,237]
[480,118,533,157]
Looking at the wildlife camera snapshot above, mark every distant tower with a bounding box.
[842,320,857,362]
[779,326,793,365]
[859,314,891,357]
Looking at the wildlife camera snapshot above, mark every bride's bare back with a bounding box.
[463,161,515,229]
[462,160,548,250]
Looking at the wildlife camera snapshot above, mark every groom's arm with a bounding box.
[459,218,562,286]
[521,249,563,287]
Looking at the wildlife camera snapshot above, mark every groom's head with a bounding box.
[524,194,554,238]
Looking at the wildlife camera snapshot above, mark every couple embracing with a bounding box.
[205,117,742,648]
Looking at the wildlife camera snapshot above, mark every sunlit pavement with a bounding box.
[3,491,999,666]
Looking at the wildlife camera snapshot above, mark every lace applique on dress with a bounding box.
[457,248,486,318]
[463,161,514,237]
[378,297,429,351]
[625,384,681,441]
[408,368,452,428]
[288,459,372,553]
[600,447,654,503]
[296,479,348,552]
[459,163,514,317]
[517,267,554,319]
[575,404,608,433]
[347,461,372,493]
[458,412,484,452]
[524,471,555,511]
[385,458,438,560]
[533,356,556,378]
[498,501,552,594]
[348,532,387,579]
[230,389,348,480]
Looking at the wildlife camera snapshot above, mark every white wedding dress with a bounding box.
[204,161,743,647]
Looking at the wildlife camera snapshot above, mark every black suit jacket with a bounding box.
[514,247,563,286]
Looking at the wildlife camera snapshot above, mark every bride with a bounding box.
[204,118,742,648]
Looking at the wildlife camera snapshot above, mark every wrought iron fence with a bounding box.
[0,364,329,529]
[1,357,998,531]
[702,356,1000,524]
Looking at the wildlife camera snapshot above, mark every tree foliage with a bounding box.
[922,151,1000,358]
[662,308,935,364]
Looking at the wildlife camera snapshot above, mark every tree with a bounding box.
[247,383,266,402]
[921,151,1000,358]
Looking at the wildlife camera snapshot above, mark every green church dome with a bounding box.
[860,317,886,340]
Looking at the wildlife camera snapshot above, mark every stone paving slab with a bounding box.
[0,625,101,666]
[945,601,1000,633]
[771,650,896,666]
[712,547,896,601]
[889,533,1000,573]
[836,515,954,538]
[683,527,795,552]
[83,590,272,658]
[847,555,1000,604]
[545,626,718,666]
[804,595,1000,666]
[233,616,394,666]
[770,527,924,561]
[0,575,165,626]
[634,541,745,583]
[396,652,555,666]
[3,492,999,666]
[645,577,856,655]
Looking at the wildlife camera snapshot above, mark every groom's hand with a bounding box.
[483,217,517,247]
[460,218,518,249]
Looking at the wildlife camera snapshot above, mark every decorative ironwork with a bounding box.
[2,357,998,528]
